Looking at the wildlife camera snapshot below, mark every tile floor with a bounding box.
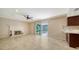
[0,35,75,50]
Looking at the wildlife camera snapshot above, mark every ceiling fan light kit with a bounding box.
[23,15,33,20]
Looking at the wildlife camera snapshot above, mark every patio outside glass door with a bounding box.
[35,23,41,35]
[35,22,48,36]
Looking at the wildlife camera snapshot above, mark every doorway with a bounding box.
[35,22,48,36]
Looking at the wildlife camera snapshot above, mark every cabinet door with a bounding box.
[69,34,79,48]
[68,16,79,26]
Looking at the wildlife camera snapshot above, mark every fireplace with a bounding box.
[14,31,22,35]
[9,30,23,37]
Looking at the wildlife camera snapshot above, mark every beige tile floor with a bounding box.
[0,35,75,50]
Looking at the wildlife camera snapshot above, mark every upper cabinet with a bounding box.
[68,16,79,26]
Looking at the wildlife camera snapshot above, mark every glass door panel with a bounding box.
[35,24,41,35]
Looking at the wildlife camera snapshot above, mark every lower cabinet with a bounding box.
[68,34,79,48]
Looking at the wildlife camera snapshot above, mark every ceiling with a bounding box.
[0,8,68,22]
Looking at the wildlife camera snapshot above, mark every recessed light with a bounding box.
[16,9,18,12]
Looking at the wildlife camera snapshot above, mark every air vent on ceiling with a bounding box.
[74,8,79,11]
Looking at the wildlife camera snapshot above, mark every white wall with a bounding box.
[28,22,35,34]
[67,8,79,17]
[48,15,67,40]
[0,17,29,39]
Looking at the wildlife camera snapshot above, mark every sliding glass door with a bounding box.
[35,22,48,36]
[35,23,41,35]
[41,23,48,36]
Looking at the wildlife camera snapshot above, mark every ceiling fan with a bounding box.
[22,14,33,20]
[16,9,33,20]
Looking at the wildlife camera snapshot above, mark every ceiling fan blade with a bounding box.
[23,15,27,18]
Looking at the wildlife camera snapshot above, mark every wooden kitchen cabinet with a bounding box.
[69,34,79,48]
[67,15,79,48]
[68,15,79,26]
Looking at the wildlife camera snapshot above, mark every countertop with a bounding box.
[63,26,79,34]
